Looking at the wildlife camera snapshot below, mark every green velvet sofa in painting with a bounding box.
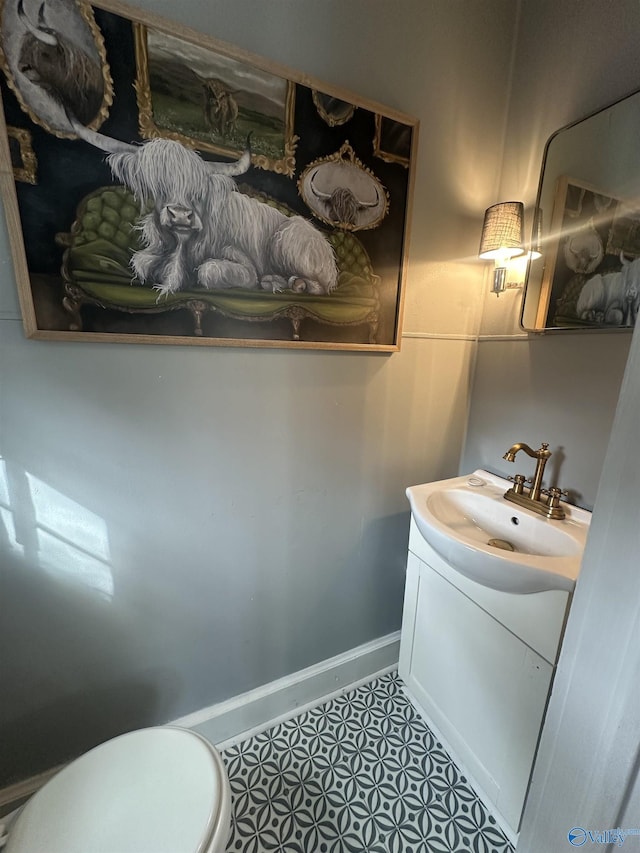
[56,185,382,344]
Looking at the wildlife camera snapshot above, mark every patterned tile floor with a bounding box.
[221,671,515,853]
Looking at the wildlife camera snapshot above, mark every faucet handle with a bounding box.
[544,486,568,509]
[508,474,527,494]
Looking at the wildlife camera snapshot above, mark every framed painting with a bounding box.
[0,0,418,351]
[134,26,298,176]
[536,175,640,329]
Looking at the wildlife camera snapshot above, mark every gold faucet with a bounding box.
[502,442,566,519]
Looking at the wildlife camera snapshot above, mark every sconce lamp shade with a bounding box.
[478,201,525,260]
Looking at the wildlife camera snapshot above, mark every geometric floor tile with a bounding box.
[221,671,514,853]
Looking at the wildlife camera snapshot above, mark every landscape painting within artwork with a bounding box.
[0,0,418,350]
[136,28,296,173]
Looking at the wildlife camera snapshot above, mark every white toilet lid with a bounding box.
[6,727,229,853]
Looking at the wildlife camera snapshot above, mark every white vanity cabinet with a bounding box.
[399,517,571,839]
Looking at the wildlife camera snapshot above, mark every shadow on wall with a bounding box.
[357,511,411,630]
[0,671,175,787]
[0,456,182,786]
[298,510,411,661]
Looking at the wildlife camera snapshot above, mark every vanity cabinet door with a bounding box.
[399,552,552,835]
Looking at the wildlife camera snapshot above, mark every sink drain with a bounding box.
[488,538,516,552]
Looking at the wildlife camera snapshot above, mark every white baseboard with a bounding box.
[172,631,401,749]
[0,633,400,813]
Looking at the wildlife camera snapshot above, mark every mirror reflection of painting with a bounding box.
[541,177,640,329]
[523,88,640,331]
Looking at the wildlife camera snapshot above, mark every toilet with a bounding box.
[3,727,231,853]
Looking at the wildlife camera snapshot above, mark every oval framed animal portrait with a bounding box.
[298,142,389,232]
[0,0,113,138]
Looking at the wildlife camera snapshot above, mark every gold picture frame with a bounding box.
[7,125,36,183]
[373,114,411,168]
[133,24,298,177]
[298,141,389,232]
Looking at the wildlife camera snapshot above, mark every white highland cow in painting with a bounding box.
[106,138,338,298]
[4,0,338,299]
[576,252,640,327]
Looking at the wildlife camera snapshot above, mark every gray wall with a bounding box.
[462,0,640,509]
[462,332,631,509]
[0,0,517,785]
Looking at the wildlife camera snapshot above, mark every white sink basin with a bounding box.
[406,469,591,593]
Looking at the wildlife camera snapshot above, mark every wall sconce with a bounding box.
[479,201,524,294]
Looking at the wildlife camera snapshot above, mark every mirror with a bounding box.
[522,90,640,332]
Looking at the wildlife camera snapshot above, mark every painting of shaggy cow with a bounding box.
[199,76,239,140]
[0,0,111,133]
[299,146,389,233]
[107,136,338,298]
[576,253,640,327]
[2,0,338,300]
[0,0,417,348]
